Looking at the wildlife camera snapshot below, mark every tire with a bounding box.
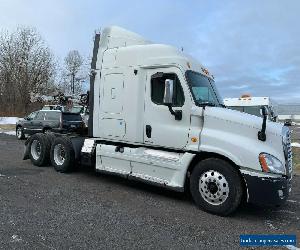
[50,136,75,173]
[45,133,56,145]
[189,158,243,216]
[43,128,51,134]
[16,126,25,140]
[28,133,51,166]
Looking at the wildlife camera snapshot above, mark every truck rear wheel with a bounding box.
[50,136,75,173]
[28,133,51,166]
[190,158,243,216]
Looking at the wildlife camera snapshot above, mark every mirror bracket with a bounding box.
[258,106,268,141]
[167,105,182,121]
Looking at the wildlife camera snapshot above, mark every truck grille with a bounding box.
[284,130,293,176]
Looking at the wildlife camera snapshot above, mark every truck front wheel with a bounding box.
[190,158,243,216]
[50,137,75,173]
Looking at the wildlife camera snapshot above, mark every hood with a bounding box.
[204,106,283,137]
[199,106,286,172]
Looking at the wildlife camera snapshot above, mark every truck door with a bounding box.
[144,67,190,149]
[30,111,45,133]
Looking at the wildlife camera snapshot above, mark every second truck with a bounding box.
[24,26,293,216]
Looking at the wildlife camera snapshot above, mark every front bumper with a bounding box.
[242,172,291,206]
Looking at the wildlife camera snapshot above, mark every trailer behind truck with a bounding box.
[23,26,293,216]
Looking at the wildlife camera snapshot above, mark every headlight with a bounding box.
[259,153,286,175]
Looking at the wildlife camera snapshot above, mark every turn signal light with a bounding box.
[259,154,269,172]
[191,137,198,143]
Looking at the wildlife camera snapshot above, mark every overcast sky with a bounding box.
[0,0,299,103]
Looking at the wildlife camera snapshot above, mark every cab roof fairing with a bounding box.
[97,26,213,79]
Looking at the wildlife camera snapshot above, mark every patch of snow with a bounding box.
[265,220,277,230]
[291,142,300,148]
[287,200,299,204]
[11,234,22,242]
[286,245,300,250]
[30,93,54,103]
[3,131,15,136]
[273,210,296,214]
[0,117,20,124]
[0,174,5,177]
[0,129,15,136]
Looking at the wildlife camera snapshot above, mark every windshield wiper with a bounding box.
[197,101,217,107]
[197,102,226,108]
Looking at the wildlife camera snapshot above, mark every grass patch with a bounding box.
[0,124,15,130]
[292,146,300,173]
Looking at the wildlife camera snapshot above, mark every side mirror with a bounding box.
[163,79,182,121]
[163,79,174,105]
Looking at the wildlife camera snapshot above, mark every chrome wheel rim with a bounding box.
[31,140,41,160]
[53,144,65,166]
[199,170,229,205]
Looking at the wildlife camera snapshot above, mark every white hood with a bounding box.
[204,107,283,136]
[199,107,285,171]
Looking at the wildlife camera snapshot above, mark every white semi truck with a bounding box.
[23,27,293,216]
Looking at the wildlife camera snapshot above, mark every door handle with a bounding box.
[146,125,152,138]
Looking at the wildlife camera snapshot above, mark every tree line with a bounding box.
[0,27,87,116]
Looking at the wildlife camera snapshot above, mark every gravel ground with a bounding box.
[0,134,299,250]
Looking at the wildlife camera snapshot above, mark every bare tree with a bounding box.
[0,27,56,116]
[64,50,83,94]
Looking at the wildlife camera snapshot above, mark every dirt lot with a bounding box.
[0,133,299,249]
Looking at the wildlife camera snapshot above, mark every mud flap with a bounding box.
[23,137,32,160]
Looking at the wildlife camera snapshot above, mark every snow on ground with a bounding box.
[0,117,20,125]
[291,142,300,148]
[286,245,300,250]
[0,128,15,136]
[2,131,15,136]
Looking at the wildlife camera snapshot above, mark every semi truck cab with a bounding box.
[24,26,293,216]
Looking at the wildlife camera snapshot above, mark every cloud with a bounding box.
[230,85,249,90]
[0,0,299,103]
[189,0,300,103]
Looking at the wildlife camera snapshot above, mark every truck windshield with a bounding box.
[186,70,223,107]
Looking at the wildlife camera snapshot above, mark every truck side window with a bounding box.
[151,73,184,107]
[27,112,37,120]
[46,112,61,120]
[36,112,45,120]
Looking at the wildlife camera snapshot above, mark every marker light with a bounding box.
[191,137,198,143]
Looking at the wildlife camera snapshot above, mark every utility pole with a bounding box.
[71,73,75,94]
